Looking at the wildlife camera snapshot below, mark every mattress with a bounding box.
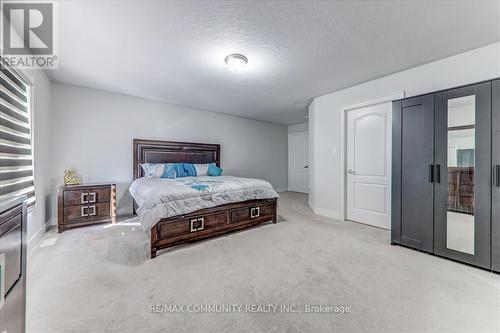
[129,176,279,231]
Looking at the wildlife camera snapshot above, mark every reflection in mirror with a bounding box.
[447,95,475,255]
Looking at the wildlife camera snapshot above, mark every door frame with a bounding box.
[339,93,404,226]
[288,131,308,193]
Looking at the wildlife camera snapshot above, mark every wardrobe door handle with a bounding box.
[435,164,441,183]
[428,165,434,183]
[497,165,500,187]
[493,165,496,187]
[494,165,500,187]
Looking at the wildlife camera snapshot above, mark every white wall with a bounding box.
[288,122,308,134]
[50,83,288,215]
[23,69,52,252]
[310,42,500,218]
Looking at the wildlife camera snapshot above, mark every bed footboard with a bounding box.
[150,198,278,258]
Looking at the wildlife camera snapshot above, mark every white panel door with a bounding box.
[289,133,309,193]
[346,103,391,229]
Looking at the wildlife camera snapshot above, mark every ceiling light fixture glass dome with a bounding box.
[224,54,248,73]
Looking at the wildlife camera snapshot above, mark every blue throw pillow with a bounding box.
[207,163,223,176]
[183,163,197,177]
[161,163,177,179]
[173,163,187,177]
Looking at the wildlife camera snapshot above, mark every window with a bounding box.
[0,59,34,205]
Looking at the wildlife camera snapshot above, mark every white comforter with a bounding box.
[129,176,279,231]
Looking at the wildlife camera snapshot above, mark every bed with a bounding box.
[131,139,279,258]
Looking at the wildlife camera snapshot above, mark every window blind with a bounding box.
[0,59,34,205]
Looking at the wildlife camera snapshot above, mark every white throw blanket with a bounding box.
[129,176,279,231]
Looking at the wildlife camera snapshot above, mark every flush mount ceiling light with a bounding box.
[224,54,248,73]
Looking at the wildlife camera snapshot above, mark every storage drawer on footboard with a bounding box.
[230,203,275,224]
[158,211,227,239]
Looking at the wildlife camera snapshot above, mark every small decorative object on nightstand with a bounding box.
[63,169,80,185]
[57,183,116,233]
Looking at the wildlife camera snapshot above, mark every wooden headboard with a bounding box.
[133,139,221,180]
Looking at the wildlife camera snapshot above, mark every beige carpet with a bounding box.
[27,192,500,332]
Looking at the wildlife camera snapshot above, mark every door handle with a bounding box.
[88,205,96,216]
[428,165,434,183]
[435,164,441,183]
[303,166,309,169]
[347,169,355,175]
[493,165,500,187]
[190,217,204,232]
[250,207,261,218]
[81,206,89,217]
[88,192,96,203]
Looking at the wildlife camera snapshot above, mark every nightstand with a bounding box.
[57,183,116,233]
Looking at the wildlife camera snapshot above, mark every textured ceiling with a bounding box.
[48,0,500,125]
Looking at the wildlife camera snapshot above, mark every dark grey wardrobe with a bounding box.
[493,79,500,272]
[392,79,500,272]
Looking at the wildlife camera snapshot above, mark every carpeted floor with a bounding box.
[27,192,500,333]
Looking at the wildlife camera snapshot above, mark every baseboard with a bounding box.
[275,186,289,193]
[28,218,52,258]
[311,205,340,220]
[117,207,131,216]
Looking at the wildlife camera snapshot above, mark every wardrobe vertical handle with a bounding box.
[428,165,434,183]
[435,164,441,183]
[497,165,500,187]
[494,165,500,187]
[493,165,496,187]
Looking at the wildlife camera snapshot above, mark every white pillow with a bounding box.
[141,163,176,178]
[193,163,209,176]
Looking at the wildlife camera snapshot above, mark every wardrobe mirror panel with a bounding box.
[447,95,475,255]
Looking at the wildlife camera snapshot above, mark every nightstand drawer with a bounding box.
[64,203,111,222]
[63,205,88,222]
[87,188,111,203]
[64,187,110,206]
[63,190,87,206]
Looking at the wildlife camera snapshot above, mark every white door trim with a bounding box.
[339,93,404,227]
[288,131,308,192]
